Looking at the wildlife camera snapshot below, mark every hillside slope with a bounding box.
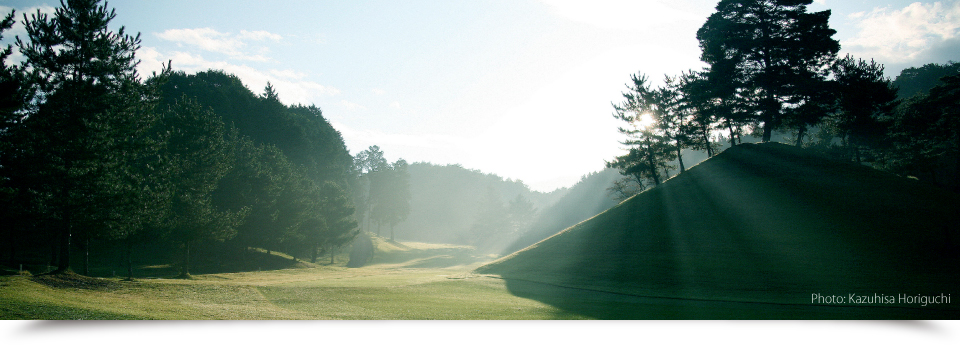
[476,143,959,317]
[502,168,621,255]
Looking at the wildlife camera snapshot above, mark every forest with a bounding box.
[0,3,372,278]
[0,0,958,322]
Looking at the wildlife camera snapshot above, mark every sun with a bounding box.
[638,113,656,129]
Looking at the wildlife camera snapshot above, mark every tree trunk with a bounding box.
[180,241,191,277]
[329,248,335,265]
[796,126,806,147]
[676,146,685,173]
[701,123,713,157]
[125,240,133,280]
[310,244,318,263]
[727,120,737,147]
[54,219,71,274]
[83,235,89,276]
[762,119,773,142]
[647,147,661,186]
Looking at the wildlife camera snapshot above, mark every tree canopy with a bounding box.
[696,0,839,142]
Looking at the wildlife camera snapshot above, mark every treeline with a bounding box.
[0,2,361,277]
[609,0,959,194]
[390,163,566,250]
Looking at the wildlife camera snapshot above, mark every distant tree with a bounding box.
[697,0,839,142]
[354,145,389,231]
[506,194,537,236]
[892,61,960,99]
[606,176,646,202]
[370,159,411,241]
[10,0,152,274]
[464,185,509,246]
[828,55,899,163]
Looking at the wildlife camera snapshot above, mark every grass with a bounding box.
[0,240,585,319]
[5,143,958,319]
[477,143,960,319]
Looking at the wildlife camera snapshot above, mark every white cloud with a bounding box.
[155,28,282,62]
[844,1,960,64]
[390,101,401,109]
[239,30,283,41]
[136,48,340,105]
[371,88,386,95]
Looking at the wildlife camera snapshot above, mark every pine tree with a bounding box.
[315,181,359,264]
[11,0,151,274]
[829,55,899,163]
[609,73,676,187]
[160,96,242,278]
[697,0,839,142]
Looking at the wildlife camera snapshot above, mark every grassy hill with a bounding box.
[476,143,960,319]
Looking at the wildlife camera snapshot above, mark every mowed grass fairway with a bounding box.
[0,241,584,320]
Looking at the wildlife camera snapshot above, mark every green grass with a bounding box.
[477,143,960,319]
[0,240,585,319]
[5,144,958,319]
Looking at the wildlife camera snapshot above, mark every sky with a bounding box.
[2,0,959,192]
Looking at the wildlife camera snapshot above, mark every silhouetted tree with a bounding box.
[829,55,899,163]
[678,70,720,157]
[885,73,960,190]
[0,10,31,267]
[697,0,839,142]
[610,73,676,187]
[11,0,151,274]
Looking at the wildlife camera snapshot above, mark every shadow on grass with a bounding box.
[501,278,960,320]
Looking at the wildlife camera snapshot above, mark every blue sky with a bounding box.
[3,0,959,191]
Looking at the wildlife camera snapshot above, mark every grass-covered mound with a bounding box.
[476,143,960,318]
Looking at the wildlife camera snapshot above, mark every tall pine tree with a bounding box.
[697,0,839,142]
[11,0,152,274]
